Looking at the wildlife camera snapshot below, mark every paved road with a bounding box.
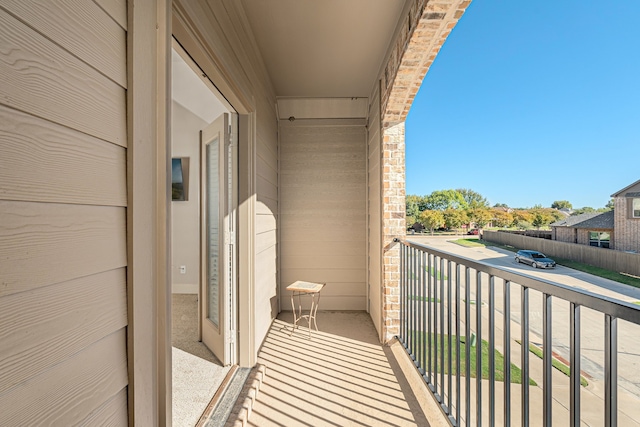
[406,235,640,407]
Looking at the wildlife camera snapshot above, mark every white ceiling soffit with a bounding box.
[277,97,369,120]
[241,0,407,98]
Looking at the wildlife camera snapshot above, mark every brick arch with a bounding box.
[382,0,471,126]
[379,0,470,341]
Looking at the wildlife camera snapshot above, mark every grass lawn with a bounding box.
[410,332,536,385]
[452,238,485,248]
[407,266,448,280]
[517,341,589,387]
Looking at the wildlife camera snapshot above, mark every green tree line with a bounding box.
[407,189,613,234]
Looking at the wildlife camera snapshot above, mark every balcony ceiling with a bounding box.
[240,0,408,98]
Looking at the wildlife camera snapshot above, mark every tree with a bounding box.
[424,189,467,211]
[530,209,555,229]
[457,188,489,209]
[406,215,417,230]
[605,198,615,211]
[551,200,573,210]
[419,210,445,235]
[490,208,513,228]
[443,208,467,232]
[406,195,422,219]
[468,207,493,229]
[572,206,596,215]
[493,203,509,208]
[512,210,533,228]
[531,212,547,229]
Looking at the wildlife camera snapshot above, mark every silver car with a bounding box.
[515,250,556,269]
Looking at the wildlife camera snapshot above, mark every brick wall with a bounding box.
[553,227,576,244]
[381,123,406,340]
[377,0,470,342]
[614,196,640,252]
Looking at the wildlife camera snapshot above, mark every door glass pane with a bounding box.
[206,139,219,327]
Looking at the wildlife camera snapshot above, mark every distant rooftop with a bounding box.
[550,210,614,229]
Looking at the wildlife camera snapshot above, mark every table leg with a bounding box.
[290,291,296,336]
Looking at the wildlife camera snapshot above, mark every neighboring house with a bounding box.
[551,178,640,252]
[612,179,640,253]
[0,1,470,425]
[551,211,615,248]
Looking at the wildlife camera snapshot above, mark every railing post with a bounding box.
[476,270,482,427]
[420,252,429,375]
[521,286,529,427]
[488,275,495,427]
[543,293,552,427]
[455,263,461,425]
[570,303,581,427]
[465,266,471,427]
[440,257,446,404]
[400,244,405,343]
[428,253,433,387]
[503,280,511,427]
[447,260,453,414]
[605,314,617,427]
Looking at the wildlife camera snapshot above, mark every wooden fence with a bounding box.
[483,230,640,277]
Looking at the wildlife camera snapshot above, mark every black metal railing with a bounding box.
[395,238,640,427]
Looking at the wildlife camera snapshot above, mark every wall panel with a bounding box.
[280,122,367,310]
[0,329,128,426]
[0,0,126,87]
[0,105,127,206]
[0,269,127,394]
[0,9,127,146]
[0,2,128,424]
[0,201,127,297]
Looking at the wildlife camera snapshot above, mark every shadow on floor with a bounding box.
[247,311,431,427]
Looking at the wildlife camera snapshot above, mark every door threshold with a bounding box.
[195,365,251,427]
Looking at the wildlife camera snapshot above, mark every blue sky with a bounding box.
[406,1,640,209]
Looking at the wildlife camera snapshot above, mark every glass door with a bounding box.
[200,112,237,365]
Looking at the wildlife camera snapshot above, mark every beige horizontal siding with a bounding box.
[280,122,366,310]
[0,201,127,297]
[0,2,128,423]
[0,105,127,206]
[94,0,127,30]
[0,0,126,88]
[0,329,128,426]
[79,388,128,427]
[0,8,127,146]
[0,268,127,394]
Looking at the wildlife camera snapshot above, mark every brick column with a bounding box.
[381,122,406,342]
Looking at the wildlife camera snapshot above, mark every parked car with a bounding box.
[515,250,556,269]
[467,228,479,235]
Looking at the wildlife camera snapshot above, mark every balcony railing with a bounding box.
[395,238,640,426]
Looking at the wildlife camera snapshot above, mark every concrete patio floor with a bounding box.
[246,311,447,427]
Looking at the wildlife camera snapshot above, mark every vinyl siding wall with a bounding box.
[0,1,128,424]
[173,0,279,351]
[279,121,367,310]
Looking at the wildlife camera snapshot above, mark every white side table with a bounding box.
[286,281,325,338]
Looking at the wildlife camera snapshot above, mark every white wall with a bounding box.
[171,101,207,293]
